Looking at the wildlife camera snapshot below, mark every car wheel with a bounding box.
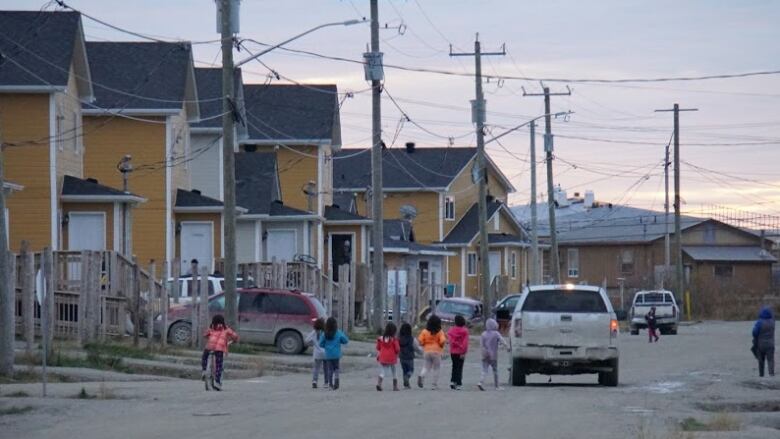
[669,327,678,335]
[277,330,303,355]
[511,358,526,386]
[168,321,192,347]
[601,359,619,387]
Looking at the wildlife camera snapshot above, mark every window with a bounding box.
[714,264,734,278]
[521,289,608,313]
[209,295,225,312]
[238,292,261,312]
[510,251,517,279]
[444,197,455,220]
[274,294,310,315]
[467,252,477,276]
[567,248,579,278]
[620,249,634,274]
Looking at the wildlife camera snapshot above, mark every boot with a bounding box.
[417,376,424,388]
[376,377,383,391]
[393,379,399,391]
[403,377,411,389]
[333,378,340,390]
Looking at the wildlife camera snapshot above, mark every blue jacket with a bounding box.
[753,307,774,338]
[319,330,349,360]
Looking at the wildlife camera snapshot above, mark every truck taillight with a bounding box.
[514,318,522,338]
[610,319,619,338]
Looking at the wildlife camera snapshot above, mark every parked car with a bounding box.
[628,290,679,335]
[432,297,483,326]
[159,288,326,354]
[493,293,522,334]
[509,284,620,387]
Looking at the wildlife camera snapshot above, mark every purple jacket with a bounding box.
[480,319,508,361]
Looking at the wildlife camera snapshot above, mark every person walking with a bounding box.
[478,318,509,391]
[417,314,446,390]
[319,317,349,390]
[753,306,775,377]
[305,317,326,388]
[201,315,239,391]
[447,314,469,390]
[398,322,420,389]
[376,322,400,391]
[646,306,660,343]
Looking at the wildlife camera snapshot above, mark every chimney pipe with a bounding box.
[405,142,415,153]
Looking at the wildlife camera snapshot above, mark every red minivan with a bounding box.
[162,288,327,354]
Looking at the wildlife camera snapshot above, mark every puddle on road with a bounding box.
[698,400,780,413]
[623,407,655,414]
[741,380,780,391]
[641,381,685,394]
[246,379,269,384]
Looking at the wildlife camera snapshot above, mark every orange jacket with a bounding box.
[204,326,239,353]
[417,329,446,354]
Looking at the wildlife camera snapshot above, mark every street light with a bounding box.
[235,19,364,68]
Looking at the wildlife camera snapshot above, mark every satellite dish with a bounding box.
[399,204,418,221]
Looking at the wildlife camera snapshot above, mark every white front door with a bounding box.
[68,212,106,250]
[180,222,214,274]
[266,230,296,262]
[489,251,501,282]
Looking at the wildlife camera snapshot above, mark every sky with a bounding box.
[4,0,779,218]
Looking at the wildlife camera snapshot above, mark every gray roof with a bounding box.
[192,67,243,128]
[332,193,357,213]
[235,152,279,215]
[0,11,80,88]
[324,205,367,222]
[61,175,141,199]
[334,147,476,190]
[268,200,311,217]
[85,41,193,111]
[440,200,504,245]
[512,201,706,245]
[384,219,413,241]
[175,189,222,208]
[243,84,339,142]
[683,246,777,263]
[489,233,526,244]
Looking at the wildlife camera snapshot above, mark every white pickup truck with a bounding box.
[509,285,619,387]
[628,290,679,335]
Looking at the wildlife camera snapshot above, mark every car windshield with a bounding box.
[435,301,475,317]
[209,295,225,311]
[522,289,608,313]
[308,297,327,317]
[637,293,672,304]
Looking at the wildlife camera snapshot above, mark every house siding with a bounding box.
[174,212,222,261]
[0,93,52,251]
[83,116,167,265]
[251,144,318,212]
[55,66,83,188]
[189,132,222,200]
[445,160,509,236]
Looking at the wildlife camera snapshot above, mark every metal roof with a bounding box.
[683,246,777,263]
[235,151,279,215]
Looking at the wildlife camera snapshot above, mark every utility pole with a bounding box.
[655,104,698,300]
[118,155,133,256]
[529,120,539,284]
[367,0,384,332]
[219,0,238,327]
[663,143,670,277]
[450,35,504,315]
[0,145,13,376]
[523,85,571,284]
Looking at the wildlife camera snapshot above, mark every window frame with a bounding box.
[510,251,517,279]
[620,249,635,275]
[714,264,734,278]
[567,248,579,278]
[467,252,477,277]
[444,196,455,221]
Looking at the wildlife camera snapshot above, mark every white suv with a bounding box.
[509,284,620,386]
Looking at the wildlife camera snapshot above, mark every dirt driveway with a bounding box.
[1,321,777,439]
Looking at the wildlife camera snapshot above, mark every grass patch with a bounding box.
[71,383,120,400]
[4,390,30,398]
[228,343,264,355]
[680,413,741,432]
[0,405,34,416]
[84,342,154,360]
[0,369,73,384]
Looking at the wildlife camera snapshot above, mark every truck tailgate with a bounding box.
[522,311,612,348]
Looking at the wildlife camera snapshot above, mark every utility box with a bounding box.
[363,51,384,81]
[470,99,486,124]
[544,133,554,152]
[215,0,241,34]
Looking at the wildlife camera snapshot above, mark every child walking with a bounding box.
[319,317,349,390]
[646,306,660,343]
[376,322,400,391]
[201,315,239,391]
[305,317,326,388]
[478,318,509,391]
[417,314,446,390]
[447,314,469,390]
[398,322,419,389]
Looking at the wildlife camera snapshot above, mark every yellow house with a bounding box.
[82,41,202,270]
[334,143,527,297]
[0,11,143,252]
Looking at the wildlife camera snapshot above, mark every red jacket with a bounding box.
[376,336,400,365]
[447,326,469,355]
[205,325,239,353]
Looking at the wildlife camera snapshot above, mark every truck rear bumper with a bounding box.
[513,345,618,362]
[630,318,677,328]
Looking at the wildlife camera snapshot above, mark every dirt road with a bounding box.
[1,321,777,439]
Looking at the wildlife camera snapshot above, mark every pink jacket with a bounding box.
[447,326,469,355]
[204,326,239,353]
